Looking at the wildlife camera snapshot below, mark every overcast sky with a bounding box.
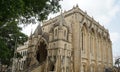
[22,0,120,58]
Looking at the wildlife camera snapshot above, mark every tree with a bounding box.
[0,0,61,24]
[0,21,28,66]
[115,58,120,67]
[0,40,10,65]
[115,58,120,72]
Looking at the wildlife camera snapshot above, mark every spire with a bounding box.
[76,4,79,8]
[37,24,42,35]
[59,9,65,29]
[60,9,63,26]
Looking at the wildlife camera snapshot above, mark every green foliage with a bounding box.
[115,58,120,67]
[0,0,61,24]
[0,39,10,59]
[0,21,28,65]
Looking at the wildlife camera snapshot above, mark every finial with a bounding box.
[59,8,65,29]
[76,4,79,7]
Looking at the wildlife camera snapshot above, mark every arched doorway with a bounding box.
[36,39,48,64]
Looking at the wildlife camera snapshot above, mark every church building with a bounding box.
[16,5,113,72]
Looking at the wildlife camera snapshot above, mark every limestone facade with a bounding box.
[12,42,29,72]
[21,6,113,72]
[16,43,28,70]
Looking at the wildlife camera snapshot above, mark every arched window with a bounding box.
[64,30,66,37]
[90,34,92,54]
[91,28,95,56]
[53,43,55,48]
[82,32,84,51]
[54,29,57,36]
[98,35,101,58]
[81,25,87,53]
